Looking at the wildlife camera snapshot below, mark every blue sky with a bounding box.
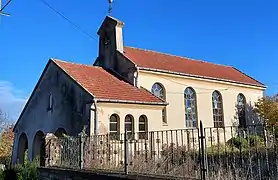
[0,0,277,120]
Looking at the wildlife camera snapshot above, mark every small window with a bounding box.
[151,83,167,123]
[47,94,53,111]
[109,114,120,140]
[212,91,224,128]
[139,115,148,140]
[125,115,134,140]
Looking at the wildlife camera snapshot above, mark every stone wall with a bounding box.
[37,167,193,180]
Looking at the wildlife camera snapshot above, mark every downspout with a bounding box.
[91,98,98,135]
[134,65,139,87]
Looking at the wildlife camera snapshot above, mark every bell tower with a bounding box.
[97,16,124,70]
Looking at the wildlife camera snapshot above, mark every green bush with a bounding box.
[227,137,248,149]
[0,162,38,180]
[0,170,4,180]
[246,135,264,147]
[15,162,37,180]
[206,143,239,155]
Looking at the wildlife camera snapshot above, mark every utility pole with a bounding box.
[0,0,11,17]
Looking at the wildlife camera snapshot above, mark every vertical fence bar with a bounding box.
[79,134,84,169]
[199,121,206,180]
[263,123,270,180]
[124,129,129,175]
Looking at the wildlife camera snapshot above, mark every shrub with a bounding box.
[0,170,3,180]
[206,143,239,155]
[246,135,264,147]
[0,162,38,180]
[227,137,248,149]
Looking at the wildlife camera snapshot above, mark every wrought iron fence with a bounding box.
[45,122,278,180]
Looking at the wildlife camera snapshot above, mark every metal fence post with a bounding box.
[79,134,85,169]
[124,128,129,175]
[199,121,206,180]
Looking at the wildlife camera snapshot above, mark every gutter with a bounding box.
[96,98,168,106]
[137,67,267,89]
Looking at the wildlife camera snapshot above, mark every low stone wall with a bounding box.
[37,167,197,180]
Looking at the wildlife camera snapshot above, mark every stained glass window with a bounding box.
[151,83,167,123]
[184,87,197,128]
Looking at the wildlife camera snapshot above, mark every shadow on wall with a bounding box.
[233,101,262,127]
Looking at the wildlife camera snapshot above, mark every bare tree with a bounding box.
[0,109,9,134]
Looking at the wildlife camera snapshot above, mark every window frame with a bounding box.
[109,114,120,140]
[184,87,198,128]
[138,115,148,140]
[124,114,134,140]
[47,93,53,112]
[151,83,167,124]
[212,90,224,128]
[237,93,246,128]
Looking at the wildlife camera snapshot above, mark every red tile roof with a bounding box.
[123,47,264,87]
[53,59,165,104]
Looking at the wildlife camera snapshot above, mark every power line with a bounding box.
[38,0,98,41]
[0,0,12,12]
[0,0,12,16]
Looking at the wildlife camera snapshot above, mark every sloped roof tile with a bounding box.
[52,59,165,104]
[123,47,264,87]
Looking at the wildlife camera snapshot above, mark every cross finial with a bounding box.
[108,0,113,15]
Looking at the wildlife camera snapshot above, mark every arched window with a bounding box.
[237,93,246,128]
[151,83,167,123]
[184,87,197,128]
[125,115,134,139]
[109,114,120,140]
[139,115,148,140]
[212,91,224,128]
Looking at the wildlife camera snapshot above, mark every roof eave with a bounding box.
[138,67,267,89]
[97,98,168,106]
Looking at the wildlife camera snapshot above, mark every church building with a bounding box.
[11,16,266,164]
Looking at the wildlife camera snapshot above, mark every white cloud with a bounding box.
[0,81,28,121]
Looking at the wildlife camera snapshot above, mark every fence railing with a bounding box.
[45,122,278,180]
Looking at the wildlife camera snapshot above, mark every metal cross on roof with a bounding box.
[0,0,12,17]
[108,0,113,15]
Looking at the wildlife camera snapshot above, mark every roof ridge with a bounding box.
[51,58,102,69]
[124,46,232,68]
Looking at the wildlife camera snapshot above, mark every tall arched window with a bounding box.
[212,91,224,128]
[151,83,167,123]
[139,115,148,140]
[184,87,197,128]
[125,115,134,139]
[109,114,120,140]
[237,93,246,128]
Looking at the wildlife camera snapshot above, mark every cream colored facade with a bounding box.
[92,69,264,149]
[95,103,164,135]
[93,68,264,137]
[138,70,264,129]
